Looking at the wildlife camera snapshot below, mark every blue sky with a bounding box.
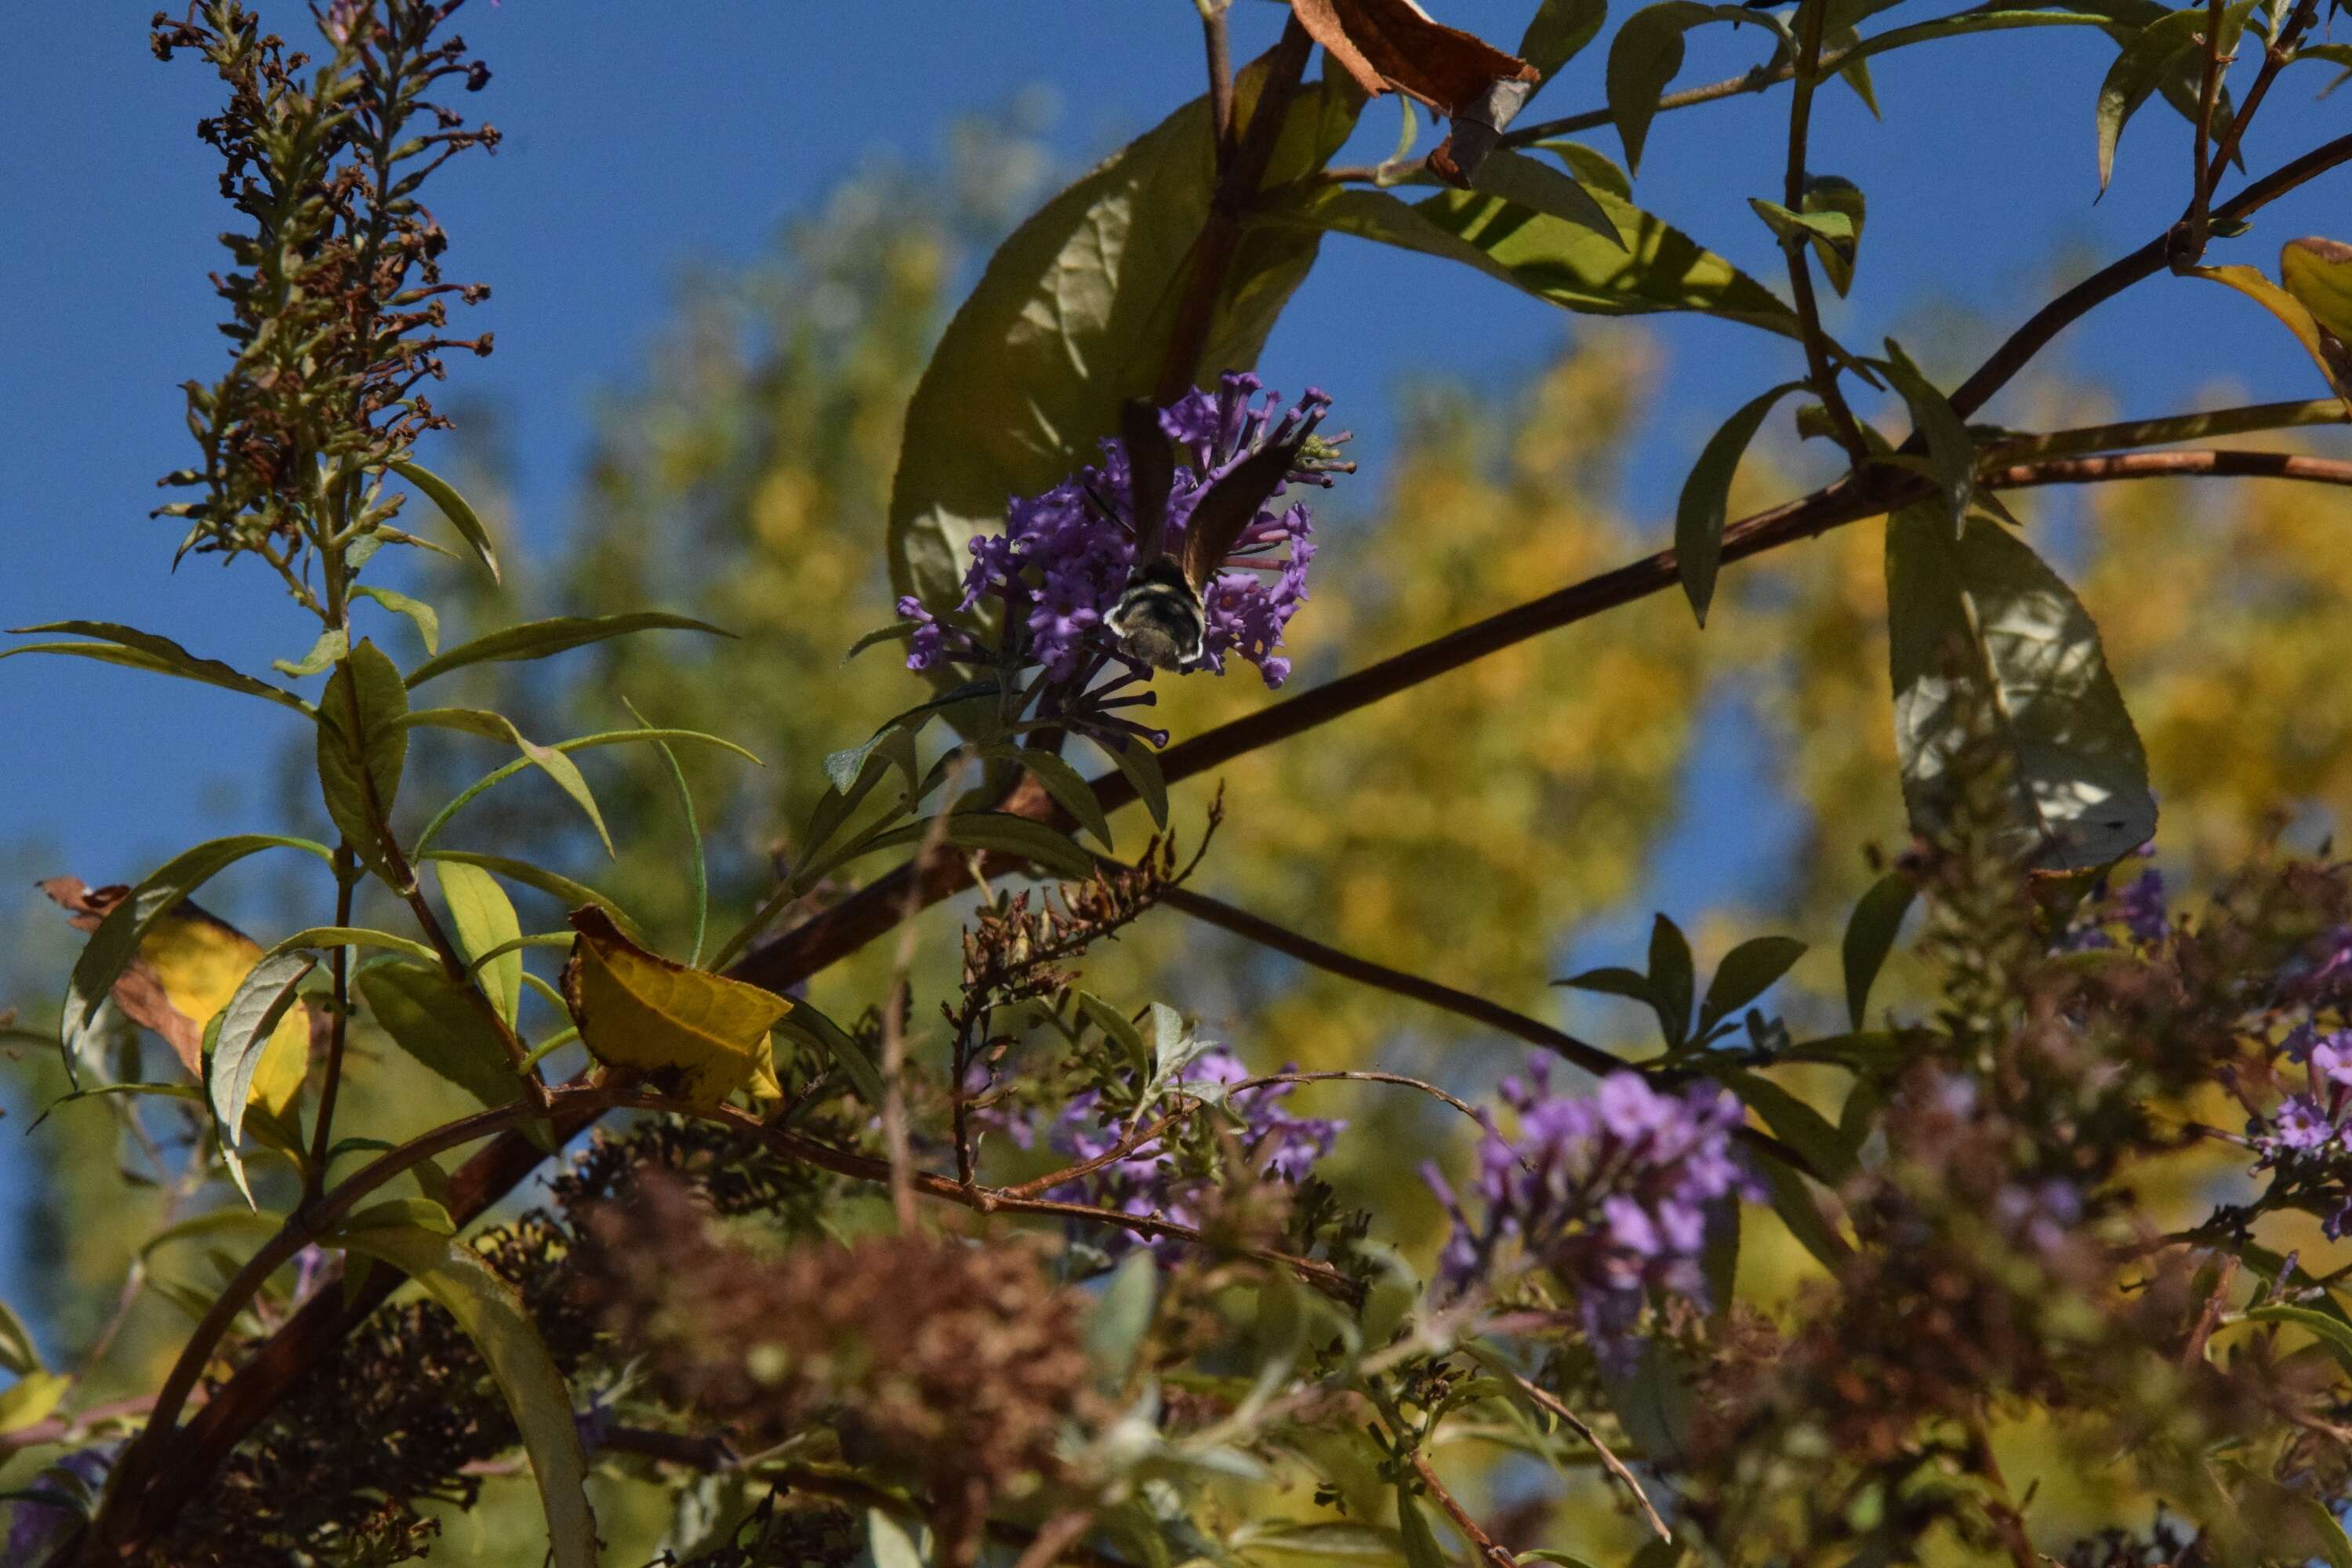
[3,3,2347,938]
[5,0,2352,1372]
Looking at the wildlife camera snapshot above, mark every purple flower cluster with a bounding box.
[1044,1045,1342,1256]
[899,372,1337,688]
[1425,1064,1759,1347]
[2252,1028,2352,1236]
[2063,864,2171,952]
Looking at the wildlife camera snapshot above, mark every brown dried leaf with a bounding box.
[1287,0,1537,115]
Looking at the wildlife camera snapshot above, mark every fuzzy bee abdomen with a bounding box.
[1107,559,1205,671]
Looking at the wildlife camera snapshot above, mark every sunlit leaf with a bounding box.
[402,707,613,855]
[1606,2,1786,172]
[0,1298,40,1377]
[434,861,524,1027]
[0,1372,71,1436]
[411,725,757,856]
[388,459,501,585]
[315,638,410,871]
[2189,260,2352,413]
[1471,148,1621,249]
[561,906,793,1109]
[1886,506,2157,871]
[352,583,441,655]
[272,629,347,678]
[208,950,317,1207]
[336,1222,596,1568]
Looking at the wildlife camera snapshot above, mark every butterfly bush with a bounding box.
[1425,1063,1759,1351]
[900,372,1341,689]
[1042,1045,1343,1255]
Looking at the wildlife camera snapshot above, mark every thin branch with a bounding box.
[1409,1450,1516,1568]
[1154,16,1313,405]
[1978,398,2347,463]
[1984,448,2352,491]
[1153,881,1622,1080]
[1501,1369,1671,1541]
[303,853,361,1202]
[2187,0,2229,251]
[1500,63,1795,149]
[1200,0,1236,169]
[1781,0,1868,465]
[2198,0,2321,210]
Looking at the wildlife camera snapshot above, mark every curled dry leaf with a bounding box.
[560,906,791,1109]
[38,877,307,1112]
[1288,0,1538,183]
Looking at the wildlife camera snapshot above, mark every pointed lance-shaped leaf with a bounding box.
[1875,340,1977,535]
[1886,503,2157,872]
[403,612,731,691]
[1675,380,1805,625]
[316,639,411,870]
[1841,869,1918,1029]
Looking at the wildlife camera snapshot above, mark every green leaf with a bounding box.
[823,681,998,793]
[1699,935,1808,1034]
[1078,991,1152,1069]
[316,639,411,870]
[1801,175,1867,296]
[273,629,347,678]
[633,706,708,966]
[1086,1250,1160,1382]
[1231,1521,1413,1563]
[2095,3,2252,193]
[1606,2,1786,172]
[1752,1145,1852,1270]
[1004,748,1115,851]
[412,725,759,855]
[419,850,648,945]
[337,1222,595,1568]
[1675,380,1805,625]
[1875,340,1976,533]
[1395,1487,1447,1568]
[1519,0,1610,76]
[1724,1069,1855,1182]
[1649,913,1695,1049]
[1471,148,1622,249]
[208,951,317,1206]
[403,707,612,855]
[1886,505,2158,871]
[1552,964,1654,1004]
[2243,1303,2352,1377]
[352,583,441,655]
[356,960,521,1114]
[1519,1554,1607,1568]
[388,459,502,584]
[0,1372,71,1436]
[1286,150,1824,350]
[2286,1493,2352,1568]
[2282,237,2352,341]
[851,811,1097,880]
[889,56,1360,621]
[0,1298,42,1377]
[334,1196,456,1237]
[1839,7,2126,69]
[3,621,309,713]
[1841,870,1917,1028]
[1102,739,1170,832]
[403,612,731,691]
[772,996,888,1108]
[56,834,335,1076]
[266,926,441,965]
[434,861,524,1028]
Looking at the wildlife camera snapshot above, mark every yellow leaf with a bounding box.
[561,906,790,1109]
[2280,237,2352,349]
[140,904,311,1119]
[0,1370,70,1435]
[2191,262,2352,416]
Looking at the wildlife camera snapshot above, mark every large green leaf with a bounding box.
[56,834,335,1075]
[387,459,501,584]
[1886,506,2157,871]
[1519,0,1611,77]
[2094,2,2253,193]
[1283,141,1819,348]
[334,1222,596,1568]
[315,639,410,870]
[887,56,1363,615]
[434,861,524,1028]
[208,951,317,1206]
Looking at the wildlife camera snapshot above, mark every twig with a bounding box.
[1781,0,1868,465]
[2185,0,2229,252]
[1976,398,2347,463]
[884,780,963,1231]
[1154,16,1312,405]
[1152,880,1621,1080]
[1500,64,1795,149]
[1502,1369,1671,1541]
[2198,0,2321,211]
[1200,0,1236,169]
[1409,1450,1516,1568]
[1983,448,2352,491]
[1009,1508,1100,1568]
[304,852,361,1202]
